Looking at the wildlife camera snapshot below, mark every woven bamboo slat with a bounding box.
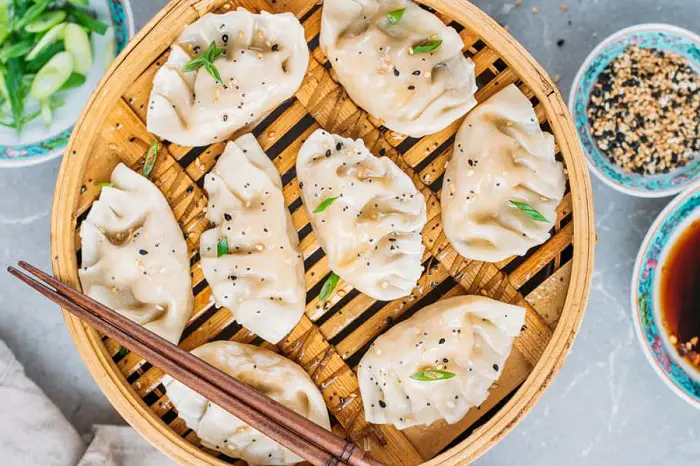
[50,0,595,464]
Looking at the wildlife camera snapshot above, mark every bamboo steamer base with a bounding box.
[50,0,595,464]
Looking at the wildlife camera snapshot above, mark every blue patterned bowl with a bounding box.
[0,0,134,168]
[632,180,700,408]
[569,24,700,198]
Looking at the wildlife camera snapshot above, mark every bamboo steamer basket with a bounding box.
[50,0,595,464]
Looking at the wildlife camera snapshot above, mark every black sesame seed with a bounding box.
[139,249,148,255]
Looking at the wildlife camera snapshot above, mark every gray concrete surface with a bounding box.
[0,0,698,464]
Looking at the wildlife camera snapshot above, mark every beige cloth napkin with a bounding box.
[0,340,174,466]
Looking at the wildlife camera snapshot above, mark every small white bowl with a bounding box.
[568,23,700,198]
[0,0,134,168]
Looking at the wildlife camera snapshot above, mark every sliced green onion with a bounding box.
[509,200,549,222]
[181,57,204,73]
[14,0,52,31]
[203,61,222,84]
[411,39,442,54]
[205,41,225,61]
[319,272,339,302]
[63,23,92,75]
[25,11,67,33]
[386,8,405,25]
[40,99,52,125]
[313,196,339,213]
[0,0,9,47]
[410,369,456,381]
[68,7,109,35]
[30,51,73,101]
[95,182,113,187]
[67,0,90,7]
[217,237,229,257]
[118,346,128,357]
[5,58,24,131]
[0,40,34,62]
[58,72,86,92]
[143,139,159,178]
[26,42,65,73]
[182,41,224,84]
[26,23,67,61]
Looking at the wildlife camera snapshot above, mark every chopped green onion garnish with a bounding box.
[59,72,86,92]
[118,346,128,357]
[25,10,66,33]
[143,139,159,178]
[411,39,442,54]
[509,200,549,222]
[0,40,34,62]
[182,41,225,84]
[95,182,113,187]
[217,237,229,257]
[386,8,405,25]
[319,272,339,302]
[410,369,455,381]
[67,7,109,35]
[313,196,339,213]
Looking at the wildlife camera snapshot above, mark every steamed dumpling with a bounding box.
[147,8,309,147]
[79,163,193,344]
[441,84,566,262]
[320,0,477,137]
[200,134,305,344]
[358,295,525,429]
[164,341,331,465]
[297,129,426,301]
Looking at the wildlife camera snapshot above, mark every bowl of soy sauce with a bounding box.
[632,179,700,407]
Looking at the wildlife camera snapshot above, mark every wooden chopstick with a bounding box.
[8,262,385,466]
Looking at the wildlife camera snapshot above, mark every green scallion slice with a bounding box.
[411,39,442,54]
[319,272,339,302]
[386,8,405,25]
[143,139,159,178]
[313,196,339,213]
[410,369,455,381]
[217,237,229,257]
[509,200,549,222]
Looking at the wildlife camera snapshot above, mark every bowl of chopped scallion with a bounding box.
[0,0,133,167]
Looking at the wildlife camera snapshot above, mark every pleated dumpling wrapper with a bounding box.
[79,163,193,344]
[358,295,525,429]
[320,0,477,137]
[200,134,305,344]
[147,8,309,147]
[297,129,427,301]
[164,341,331,464]
[441,84,566,262]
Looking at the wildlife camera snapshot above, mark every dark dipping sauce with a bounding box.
[660,218,700,369]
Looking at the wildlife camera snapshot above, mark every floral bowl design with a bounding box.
[569,23,700,198]
[631,179,700,408]
[0,0,134,168]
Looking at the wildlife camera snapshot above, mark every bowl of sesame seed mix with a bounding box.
[569,23,700,198]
